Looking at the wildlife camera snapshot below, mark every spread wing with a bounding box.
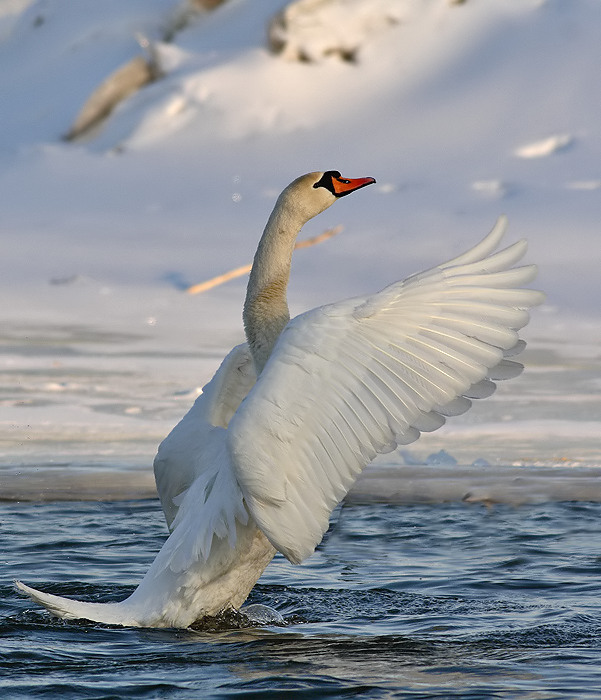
[153,343,256,530]
[228,217,544,564]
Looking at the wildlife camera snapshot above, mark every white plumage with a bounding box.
[17,171,543,627]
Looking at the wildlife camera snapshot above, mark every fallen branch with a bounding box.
[186,225,343,294]
[65,48,162,142]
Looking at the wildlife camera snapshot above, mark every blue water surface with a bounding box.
[2,498,601,698]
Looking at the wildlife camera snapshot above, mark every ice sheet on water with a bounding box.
[348,464,601,506]
[0,467,157,502]
[4,461,601,506]
[2,320,600,506]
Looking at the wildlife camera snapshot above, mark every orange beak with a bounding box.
[332,175,376,197]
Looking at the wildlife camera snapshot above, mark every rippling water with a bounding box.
[2,499,601,698]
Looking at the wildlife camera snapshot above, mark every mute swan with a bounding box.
[16,171,543,628]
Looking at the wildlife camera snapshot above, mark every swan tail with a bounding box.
[14,580,138,626]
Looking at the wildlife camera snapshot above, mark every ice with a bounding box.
[348,465,601,506]
[471,458,490,468]
[0,467,157,502]
[425,450,458,467]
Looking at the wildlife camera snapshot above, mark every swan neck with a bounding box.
[243,203,304,374]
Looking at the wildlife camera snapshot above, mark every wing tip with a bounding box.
[440,215,510,270]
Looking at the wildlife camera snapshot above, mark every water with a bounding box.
[2,499,601,698]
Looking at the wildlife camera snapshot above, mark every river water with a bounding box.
[2,500,601,698]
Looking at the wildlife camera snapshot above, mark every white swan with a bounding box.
[16,171,543,628]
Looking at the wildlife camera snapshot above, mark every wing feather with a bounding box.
[228,219,544,564]
[445,265,538,289]
[440,214,507,267]
[434,395,472,416]
[153,343,255,531]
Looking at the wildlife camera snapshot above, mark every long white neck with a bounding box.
[243,197,306,374]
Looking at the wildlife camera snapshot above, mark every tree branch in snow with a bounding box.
[64,49,162,142]
[64,1,229,141]
[186,225,343,294]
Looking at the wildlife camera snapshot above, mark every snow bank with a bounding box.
[1,0,600,494]
[1,0,599,333]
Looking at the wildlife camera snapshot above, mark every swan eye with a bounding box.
[313,170,341,192]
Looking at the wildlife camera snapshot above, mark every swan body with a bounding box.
[17,171,543,627]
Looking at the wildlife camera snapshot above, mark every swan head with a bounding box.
[276,170,376,224]
[245,170,376,373]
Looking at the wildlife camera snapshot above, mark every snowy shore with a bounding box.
[1,0,600,501]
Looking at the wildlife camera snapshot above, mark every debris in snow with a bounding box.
[471,179,509,197]
[188,0,227,8]
[64,45,162,142]
[64,0,230,141]
[514,133,573,159]
[49,274,82,285]
[268,0,403,63]
[163,0,228,42]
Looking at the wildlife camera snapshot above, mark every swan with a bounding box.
[16,170,543,628]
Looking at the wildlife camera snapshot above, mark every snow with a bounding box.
[267,0,404,62]
[1,0,600,501]
[514,133,574,159]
